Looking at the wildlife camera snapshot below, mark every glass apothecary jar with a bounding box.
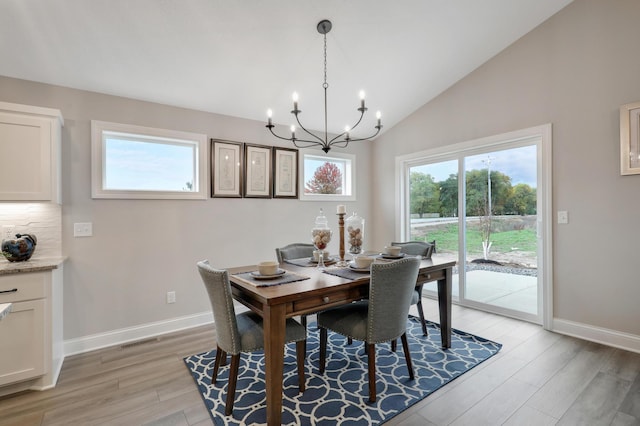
[346,212,364,254]
[311,208,332,268]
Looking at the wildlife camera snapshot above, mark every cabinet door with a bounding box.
[0,299,46,386]
[0,112,52,200]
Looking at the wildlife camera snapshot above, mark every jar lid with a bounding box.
[314,208,328,227]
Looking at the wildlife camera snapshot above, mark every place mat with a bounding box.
[284,256,338,267]
[233,271,310,287]
[323,267,370,280]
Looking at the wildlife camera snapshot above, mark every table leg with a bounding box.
[263,303,286,426]
[437,267,452,349]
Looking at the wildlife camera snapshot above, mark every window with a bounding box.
[397,124,552,325]
[91,121,208,199]
[300,152,355,201]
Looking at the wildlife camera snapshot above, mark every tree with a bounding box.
[305,162,342,194]
[410,172,440,217]
[506,184,537,215]
[438,174,458,217]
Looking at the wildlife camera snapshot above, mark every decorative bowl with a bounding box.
[1,233,37,262]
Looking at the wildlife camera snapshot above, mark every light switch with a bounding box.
[74,222,93,237]
[557,211,568,224]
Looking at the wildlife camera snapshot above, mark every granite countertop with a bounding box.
[0,303,11,320]
[0,257,66,275]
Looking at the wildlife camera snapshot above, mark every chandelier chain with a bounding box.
[323,33,328,89]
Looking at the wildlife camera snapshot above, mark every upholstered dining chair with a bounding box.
[391,240,436,336]
[275,242,315,264]
[196,260,306,415]
[275,243,316,327]
[316,257,421,402]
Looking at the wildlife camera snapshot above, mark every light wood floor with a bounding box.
[1,299,639,425]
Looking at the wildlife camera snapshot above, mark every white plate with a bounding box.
[380,253,405,260]
[348,262,371,272]
[250,269,286,280]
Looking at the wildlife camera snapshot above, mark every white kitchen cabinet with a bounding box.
[0,265,64,394]
[0,102,64,203]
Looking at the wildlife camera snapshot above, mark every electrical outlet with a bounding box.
[167,291,176,304]
[2,225,15,239]
[557,211,569,224]
[74,222,93,237]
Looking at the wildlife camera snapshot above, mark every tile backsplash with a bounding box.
[0,203,62,258]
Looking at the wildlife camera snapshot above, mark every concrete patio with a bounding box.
[423,267,538,315]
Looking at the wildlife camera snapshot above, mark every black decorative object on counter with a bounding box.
[1,233,37,262]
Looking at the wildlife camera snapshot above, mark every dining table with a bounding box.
[227,255,456,426]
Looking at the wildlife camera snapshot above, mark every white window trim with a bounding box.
[91,120,208,200]
[299,150,356,201]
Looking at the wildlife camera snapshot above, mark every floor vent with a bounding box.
[120,337,159,349]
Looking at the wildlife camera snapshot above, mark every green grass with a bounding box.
[416,225,536,255]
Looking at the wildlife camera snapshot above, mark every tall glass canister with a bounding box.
[311,208,332,269]
[346,212,364,255]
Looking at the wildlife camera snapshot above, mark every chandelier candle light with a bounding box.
[266,20,383,153]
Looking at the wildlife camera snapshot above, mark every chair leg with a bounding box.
[296,340,306,393]
[301,315,307,328]
[225,354,240,416]
[391,339,397,352]
[220,349,227,366]
[211,345,224,384]
[367,343,376,403]
[416,299,429,336]
[400,333,415,380]
[319,327,327,374]
[347,337,353,345]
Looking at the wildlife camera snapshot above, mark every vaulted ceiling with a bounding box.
[0,0,573,137]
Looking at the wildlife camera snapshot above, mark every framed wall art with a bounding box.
[244,144,272,198]
[620,101,640,175]
[211,139,243,197]
[272,147,298,198]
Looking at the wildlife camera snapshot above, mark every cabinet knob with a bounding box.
[322,296,330,303]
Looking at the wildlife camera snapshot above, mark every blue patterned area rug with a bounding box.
[184,317,501,425]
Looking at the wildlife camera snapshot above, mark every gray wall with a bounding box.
[0,77,372,340]
[371,0,640,338]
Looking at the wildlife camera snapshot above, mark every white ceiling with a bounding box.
[0,0,573,137]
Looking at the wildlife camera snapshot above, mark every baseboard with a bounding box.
[64,311,213,356]
[552,318,640,354]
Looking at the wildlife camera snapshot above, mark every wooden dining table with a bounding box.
[227,256,456,426]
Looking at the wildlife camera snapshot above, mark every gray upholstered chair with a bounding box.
[391,240,436,336]
[196,260,306,415]
[317,257,421,402]
[275,242,315,264]
[275,243,316,328]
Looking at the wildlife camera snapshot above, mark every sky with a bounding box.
[104,138,196,191]
[412,145,537,188]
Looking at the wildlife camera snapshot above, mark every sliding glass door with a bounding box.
[402,127,551,324]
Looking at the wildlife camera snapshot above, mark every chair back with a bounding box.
[392,240,435,258]
[367,257,420,343]
[196,260,242,354]
[275,243,315,263]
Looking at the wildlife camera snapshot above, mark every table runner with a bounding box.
[284,256,338,267]
[233,271,310,287]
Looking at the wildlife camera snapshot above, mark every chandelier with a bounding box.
[266,19,382,153]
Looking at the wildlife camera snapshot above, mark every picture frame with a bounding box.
[211,139,243,197]
[244,144,272,198]
[272,147,298,198]
[620,101,640,175]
